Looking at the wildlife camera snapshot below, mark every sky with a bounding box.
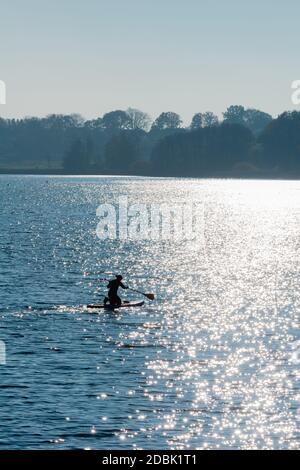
[0,0,300,124]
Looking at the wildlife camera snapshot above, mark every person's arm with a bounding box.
[120,282,128,289]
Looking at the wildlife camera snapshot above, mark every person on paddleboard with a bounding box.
[104,275,128,307]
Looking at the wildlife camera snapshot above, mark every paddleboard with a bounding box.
[87,301,144,310]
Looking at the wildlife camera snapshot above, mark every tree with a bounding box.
[44,114,84,130]
[102,110,131,130]
[212,123,254,170]
[84,117,103,129]
[151,132,193,176]
[190,112,219,129]
[259,111,300,170]
[223,105,246,125]
[63,138,90,171]
[151,122,254,176]
[151,112,182,130]
[105,133,138,172]
[243,109,272,135]
[202,112,219,127]
[190,113,203,129]
[126,108,152,131]
[223,105,272,135]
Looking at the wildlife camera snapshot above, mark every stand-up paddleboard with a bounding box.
[87,300,144,310]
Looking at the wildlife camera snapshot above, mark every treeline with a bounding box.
[1,105,300,176]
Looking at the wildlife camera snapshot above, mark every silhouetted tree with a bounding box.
[84,117,103,129]
[102,110,130,130]
[212,123,254,170]
[63,139,91,172]
[190,112,219,129]
[190,113,203,129]
[126,108,152,131]
[44,113,85,130]
[223,105,246,125]
[243,109,272,135]
[259,111,300,170]
[202,112,219,127]
[151,123,254,176]
[105,133,138,172]
[151,112,182,130]
[223,105,272,135]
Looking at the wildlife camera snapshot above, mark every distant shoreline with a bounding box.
[1,168,300,180]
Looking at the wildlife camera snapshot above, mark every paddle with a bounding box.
[126,288,155,301]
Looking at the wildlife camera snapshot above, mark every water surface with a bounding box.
[0,175,299,449]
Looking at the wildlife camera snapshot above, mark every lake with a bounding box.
[0,175,299,449]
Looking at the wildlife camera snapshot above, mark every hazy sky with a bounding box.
[0,0,299,123]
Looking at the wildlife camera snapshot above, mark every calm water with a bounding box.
[0,175,299,450]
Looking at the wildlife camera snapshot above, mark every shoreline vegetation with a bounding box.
[1,105,300,178]
[2,168,300,180]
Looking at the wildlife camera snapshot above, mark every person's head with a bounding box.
[116,275,123,281]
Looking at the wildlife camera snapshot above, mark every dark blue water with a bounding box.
[0,175,299,449]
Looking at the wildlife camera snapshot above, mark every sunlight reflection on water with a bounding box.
[0,176,299,449]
